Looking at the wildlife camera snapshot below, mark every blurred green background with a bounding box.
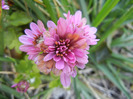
[0,0,133,99]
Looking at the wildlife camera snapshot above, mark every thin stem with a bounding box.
[24,92,30,99]
[0,71,18,74]
[0,0,4,70]
[73,77,78,99]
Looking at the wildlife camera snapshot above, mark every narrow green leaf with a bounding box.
[43,0,57,23]
[25,0,47,24]
[79,0,90,24]
[107,61,131,99]
[92,0,120,27]
[89,55,131,99]
[108,58,133,73]
[0,84,24,98]
[0,57,16,63]
[90,6,133,52]
[61,0,73,13]
[111,53,133,64]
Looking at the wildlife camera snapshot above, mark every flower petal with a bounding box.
[76,63,85,69]
[63,64,71,74]
[74,10,82,25]
[60,72,71,87]
[19,35,33,45]
[24,29,35,38]
[30,22,41,35]
[44,37,55,46]
[11,84,17,88]
[89,27,97,34]
[44,53,55,61]
[55,59,64,70]
[47,21,57,29]
[71,68,77,77]
[57,18,67,37]
[37,20,46,32]
[53,55,61,62]
[76,55,88,64]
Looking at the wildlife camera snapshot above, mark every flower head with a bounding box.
[11,81,30,93]
[19,20,46,60]
[19,10,99,87]
[2,0,9,10]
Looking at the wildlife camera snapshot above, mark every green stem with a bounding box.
[0,2,4,70]
[73,77,79,99]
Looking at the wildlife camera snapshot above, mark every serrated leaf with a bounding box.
[49,78,62,88]
[9,11,32,26]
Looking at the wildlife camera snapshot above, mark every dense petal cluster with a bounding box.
[11,81,29,93]
[19,11,99,87]
[2,0,9,10]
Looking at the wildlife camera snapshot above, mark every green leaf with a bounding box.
[25,0,47,24]
[0,57,16,63]
[108,58,133,73]
[107,61,131,99]
[90,6,133,53]
[31,88,53,99]
[79,0,90,24]
[89,55,131,99]
[8,33,23,54]
[9,11,32,26]
[49,78,61,88]
[0,84,24,98]
[92,0,120,27]
[43,0,57,23]
[111,53,133,64]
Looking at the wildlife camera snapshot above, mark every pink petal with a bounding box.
[16,88,21,92]
[76,55,88,64]
[47,21,57,29]
[2,5,9,10]
[63,56,68,62]
[57,18,67,37]
[37,20,46,32]
[71,68,77,77]
[43,53,55,61]
[11,84,17,88]
[63,64,71,74]
[89,27,97,34]
[24,29,35,38]
[55,59,64,70]
[74,10,82,25]
[44,38,55,46]
[19,35,33,45]
[73,49,85,57]
[67,52,75,60]
[81,18,87,26]
[28,54,38,60]
[76,63,85,69]
[76,39,86,46]
[60,72,71,87]
[30,22,41,35]
[53,55,61,62]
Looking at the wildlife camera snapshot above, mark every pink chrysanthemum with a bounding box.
[11,81,29,93]
[19,10,99,87]
[41,11,98,87]
[2,0,9,10]
[19,20,46,60]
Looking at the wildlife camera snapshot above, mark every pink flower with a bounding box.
[42,11,99,87]
[19,11,99,87]
[2,0,9,10]
[11,81,30,93]
[19,20,46,60]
